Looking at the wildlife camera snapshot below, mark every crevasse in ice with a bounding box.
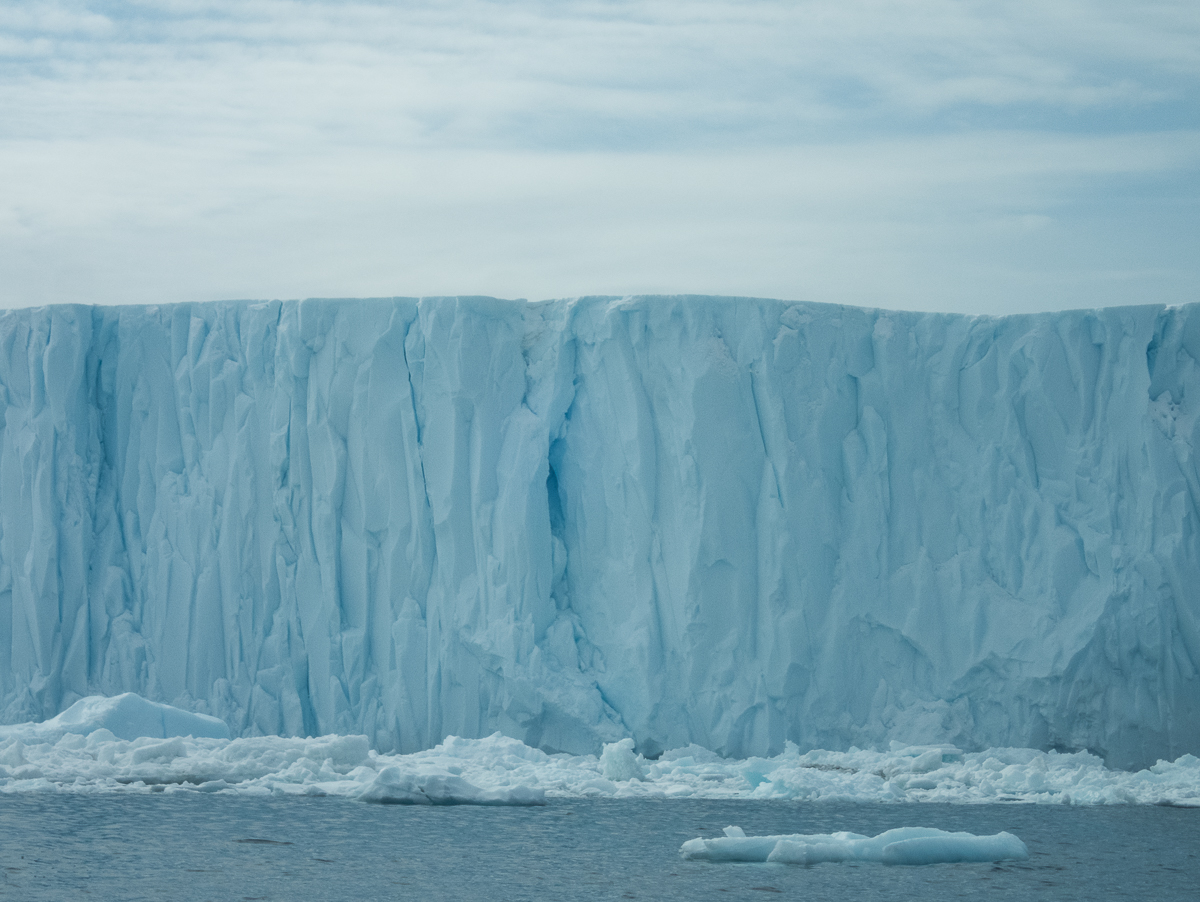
[1,296,1197,769]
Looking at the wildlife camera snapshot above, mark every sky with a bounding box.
[0,0,1197,314]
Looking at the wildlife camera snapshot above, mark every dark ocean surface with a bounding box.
[1,795,1196,901]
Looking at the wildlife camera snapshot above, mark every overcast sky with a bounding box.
[1,0,1197,313]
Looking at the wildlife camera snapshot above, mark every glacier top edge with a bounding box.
[0,293,1181,322]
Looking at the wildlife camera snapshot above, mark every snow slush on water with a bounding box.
[1,696,1198,806]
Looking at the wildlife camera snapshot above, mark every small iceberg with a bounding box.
[0,693,230,743]
[357,766,545,806]
[680,825,1029,865]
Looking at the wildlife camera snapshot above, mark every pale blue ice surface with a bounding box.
[680,824,1029,864]
[1,296,1198,769]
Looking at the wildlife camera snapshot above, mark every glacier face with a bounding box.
[0,295,1197,768]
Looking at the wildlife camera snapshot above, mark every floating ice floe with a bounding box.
[680,825,1029,865]
[2,697,1200,805]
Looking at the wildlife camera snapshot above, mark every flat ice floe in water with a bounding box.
[2,697,1200,805]
[680,825,1030,865]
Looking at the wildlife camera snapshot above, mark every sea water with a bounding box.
[1,797,1195,901]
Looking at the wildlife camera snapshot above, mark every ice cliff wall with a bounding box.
[1,296,1197,768]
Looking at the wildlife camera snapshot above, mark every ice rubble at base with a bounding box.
[1,698,1199,805]
[680,825,1029,865]
[2,295,1200,770]
[0,697,540,805]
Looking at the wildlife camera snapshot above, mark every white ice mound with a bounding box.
[357,766,545,806]
[681,826,1029,865]
[0,694,229,742]
[600,738,646,782]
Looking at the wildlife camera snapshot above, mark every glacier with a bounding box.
[0,295,1198,770]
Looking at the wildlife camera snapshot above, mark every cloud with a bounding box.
[0,1,1197,312]
[5,1,1198,147]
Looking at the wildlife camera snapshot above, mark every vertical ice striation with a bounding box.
[0,296,1197,767]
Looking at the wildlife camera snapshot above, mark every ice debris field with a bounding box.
[1,295,1199,776]
[1,695,1198,807]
